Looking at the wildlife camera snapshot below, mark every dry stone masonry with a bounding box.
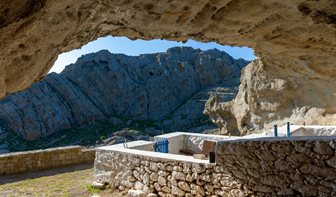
[0,146,95,175]
[216,137,336,196]
[94,150,229,196]
[94,136,336,196]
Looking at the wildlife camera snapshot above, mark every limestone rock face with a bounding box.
[206,59,336,135]
[0,0,336,134]
[0,47,247,140]
[0,0,334,95]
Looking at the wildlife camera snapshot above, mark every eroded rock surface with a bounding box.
[0,0,335,95]
[0,47,247,140]
[0,0,335,135]
[205,59,336,135]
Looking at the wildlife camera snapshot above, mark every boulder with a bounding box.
[127,190,147,197]
[92,181,105,190]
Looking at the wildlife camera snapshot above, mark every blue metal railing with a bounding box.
[154,139,169,153]
[274,122,291,137]
[274,124,278,137]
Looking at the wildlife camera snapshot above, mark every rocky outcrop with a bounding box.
[0,0,335,136]
[205,59,336,135]
[162,84,239,133]
[0,47,248,140]
[0,0,335,98]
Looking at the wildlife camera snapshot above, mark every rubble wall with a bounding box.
[0,146,95,175]
[216,137,336,196]
[95,137,336,196]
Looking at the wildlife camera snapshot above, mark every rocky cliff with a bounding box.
[0,0,335,100]
[205,59,336,135]
[0,0,336,140]
[0,47,248,141]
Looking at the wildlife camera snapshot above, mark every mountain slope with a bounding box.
[0,47,248,142]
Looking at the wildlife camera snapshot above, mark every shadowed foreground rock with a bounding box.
[0,47,247,140]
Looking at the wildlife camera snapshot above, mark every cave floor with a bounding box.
[0,164,122,197]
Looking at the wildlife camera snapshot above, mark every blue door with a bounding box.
[154,139,169,153]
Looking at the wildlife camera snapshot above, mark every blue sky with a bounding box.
[50,36,256,73]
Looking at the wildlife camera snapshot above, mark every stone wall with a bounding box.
[94,149,227,196]
[94,136,336,196]
[216,137,336,196]
[0,146,95,175]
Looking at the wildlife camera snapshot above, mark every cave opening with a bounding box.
[0,35,256,153]
[0,1,335,195]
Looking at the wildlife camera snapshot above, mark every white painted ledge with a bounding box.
[96,140,211,164]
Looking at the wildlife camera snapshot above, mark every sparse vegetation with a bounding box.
[0,112,214,153]
[0,166,92,197]
[2,121,121,152]
[161,32,172,38]
[0,165,123,197]
[86,184,102,194]
[2,116,161,153]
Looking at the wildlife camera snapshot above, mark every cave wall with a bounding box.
[0,0,336,134]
